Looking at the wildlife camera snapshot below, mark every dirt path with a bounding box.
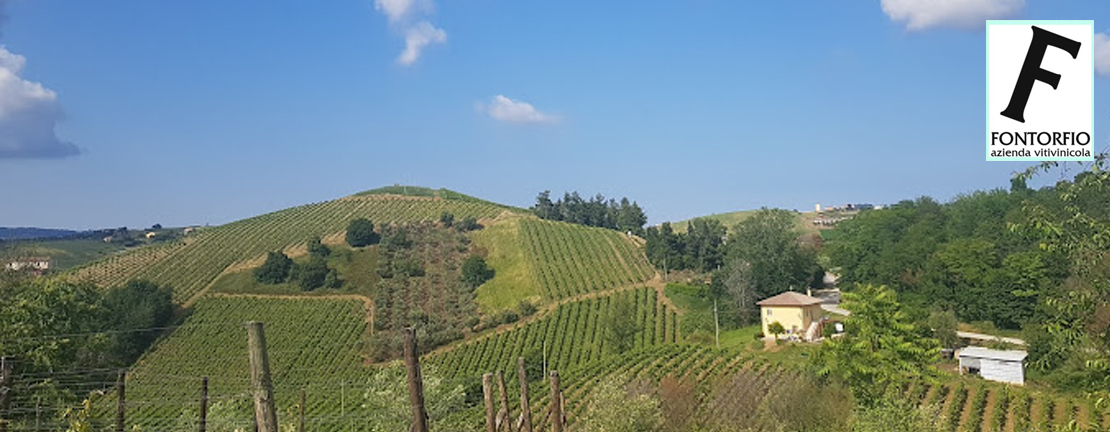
[981,389,997,432]
[206,292,375,331]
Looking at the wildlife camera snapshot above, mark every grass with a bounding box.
[0,238,126,270]
[667,209,821,236]
[208,246,378,297]
[663,283,762,349]
[959,321,1025,339]
[472,217,540,312]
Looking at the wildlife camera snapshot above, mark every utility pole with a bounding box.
[0,357,12,432]
[403,328,429,432]
[714,299,720,349]
[116,370,126,432]
[199,377,208,432]
[246,322,278,432]
[517,358,532,432]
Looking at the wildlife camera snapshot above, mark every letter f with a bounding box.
[1000,26,1082,123]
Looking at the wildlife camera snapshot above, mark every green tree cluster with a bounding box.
[644,218,727,272]
[532,191,647,235]
[346,218,381,247]
[460,255,494,289]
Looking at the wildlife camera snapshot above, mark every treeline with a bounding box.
[648,209,822,326]
[532,191,647,235]
[0,275,176,416]
[825,165,1110,391]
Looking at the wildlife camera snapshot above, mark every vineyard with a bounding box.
[88,296,372,432]
[427,287,678,381]
[903,378,1110,432]
[518,219,655,301]
[69,193,512,303]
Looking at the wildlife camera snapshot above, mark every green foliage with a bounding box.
[295,256,329,291]
[324,268,342,288]
[439,211,454,227]
[532,191,647,234]
[927,309,959,350]
[576,378,663,432]
[461,255,495,289]
[518,299,537,317]
[99,279,175,365]
[254,251,293,284]
[850,398,946,432]
[767,321,785,339]
[307,236,330,258]
[456,217,481,232]
[603,296,640,354]
[726,208,820,298]
[358,364,470,432]
[346,218,380,247]
[644,218,727,272]
[814,284,941,405]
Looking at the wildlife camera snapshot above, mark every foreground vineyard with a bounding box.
[96,296,371,432]
[518,219,655,301]
[905,379,1110,432]
[71,193,511,303]
[427,287,677,380]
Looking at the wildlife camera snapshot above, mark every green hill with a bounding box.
[667,209,821,236]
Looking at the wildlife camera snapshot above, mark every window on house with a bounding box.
[766,309,772,316]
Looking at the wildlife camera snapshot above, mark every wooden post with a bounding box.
[496,371,513,432]
[246,322,279,432]
[116,370,126,432]
[714,299,720,349]
[298,390,305,432]
[517,358,532,432]
[199,376,209,432]
[403,328,429,432]
[548,371,562,432]
[482,373,497,432]
[0,357,11,432]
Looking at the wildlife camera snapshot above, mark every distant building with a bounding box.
[6,257,52,272]
[757,291,825,342]
[957,347,1027,385]
[145,232,158,239]
[815,203,822,212]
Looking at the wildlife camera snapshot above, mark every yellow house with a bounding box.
[757,291,824,341]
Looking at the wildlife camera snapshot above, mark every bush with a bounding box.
[324,269,342,289]
[307,237,330,258]
[462,256,495,288]
[439,212,455,228]
[518,300,537,317]
[456,217,482,232]
[346,218,380,247]
[255,251,293,284]
[297,257,329,291]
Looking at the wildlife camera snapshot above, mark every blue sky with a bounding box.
[0,0,1108,230]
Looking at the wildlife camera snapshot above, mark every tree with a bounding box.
[296,257,329,291]
[577,378,662,432]
[456,217,481,232]
[255,251,293,284]
[99,280,175,365]
[814,284,941,405]
[357,364,469,432]
[727,209,819,298]
[767,321,785,341]
[461,256,494,289]
[346,218,380,247]
[927,310,959,350]
[603,297,639,354]
[324,268,342,289]
[307,236,330,258]
[717,259,759,324]
[439,212,454,228]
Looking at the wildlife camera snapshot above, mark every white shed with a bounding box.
[957,347,1027,385]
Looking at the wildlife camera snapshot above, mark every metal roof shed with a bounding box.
[957,347,1027,385]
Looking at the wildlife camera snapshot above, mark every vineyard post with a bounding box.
[199,376,208,432]
[517,358,532,432]
[116,370,126,432]
[298,390,305,432]
[548,371,562,432]
[496,370,513,432]
[483,373,496,432]
[0,356,11,432]
[246,321,279,432]
[713,299,720,349]
[403,327,429,432]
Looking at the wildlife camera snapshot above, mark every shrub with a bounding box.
[346,218,380,247]
[439,212,455,228]
[324,269,342,289]
[462,256,495,288]
[456,217,482,231]
[307,236,330,258]
[254,251,293,284]
[518,300,537,317]
[297,257,329,291]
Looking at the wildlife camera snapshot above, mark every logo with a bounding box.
[986,21,1093,161]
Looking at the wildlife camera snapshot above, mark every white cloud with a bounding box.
[0,45,78,159]
[397,21,446,66]
[483,95,559,124]
[374,0,431,24]
[881,0,1024,31]
[1095,33,1110,77]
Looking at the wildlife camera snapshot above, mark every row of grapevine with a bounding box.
[71,194,507,302]
[518,219,654,301]
[89,296,372,432]
[905,379,1110,432]
[426,287,676,381]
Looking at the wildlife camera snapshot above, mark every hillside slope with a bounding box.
[70,191,515,303]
